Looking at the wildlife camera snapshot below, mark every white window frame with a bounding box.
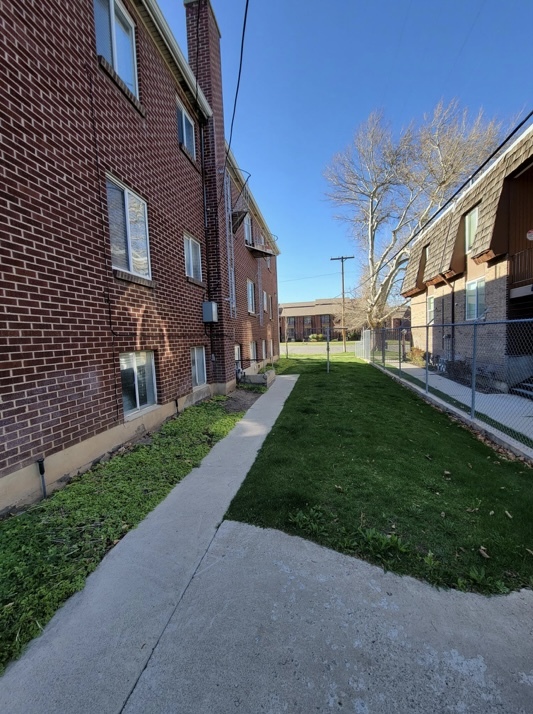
[106,176,151,279]
[427,295,435,324]
[184,234,202,281]
[465,277,486,320]
[191,346,207,388]
[465,206,479,254]
[176,99,196,158]
[247,279,255,313]
[249,341,257,361]
[262,339,266,360]
[94,0,138,96]
[263,290,268,312]
[244,214,252,245]
[119,351,157,416]
[269,295,273,319]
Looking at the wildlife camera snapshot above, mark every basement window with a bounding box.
[120,351,157,415]
[191,346,206,388]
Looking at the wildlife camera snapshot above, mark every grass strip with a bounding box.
[0,397,242,673]
[227,354,533,595]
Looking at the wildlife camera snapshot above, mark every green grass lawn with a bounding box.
[0,398,243,673]
[227,354,533,595]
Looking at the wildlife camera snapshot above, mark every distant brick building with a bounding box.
[0,0,279,511]
[279,299,343,341]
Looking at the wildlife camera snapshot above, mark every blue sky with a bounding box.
[158,0,532,303]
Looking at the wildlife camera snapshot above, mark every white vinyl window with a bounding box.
[177,100,196,158]
[191,346,206,387]
[93,0,138,96]
[244,214,252,245]
[106,177,151,278]
[466,278,486,320]
[465,206,479,253]
[234,344,242,371]
[262,340,266,360]
[269,295,273,319]
[263,290,268,312]
[247,279,255,313]
[184,235,202,281]
[119,351,156,415]
[427,295,435,324]
[249,341,257,361]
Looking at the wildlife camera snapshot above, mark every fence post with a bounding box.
[471,321,478,419]
[425,324,429,394]
[381,328,386,366]
[398,328,402,377]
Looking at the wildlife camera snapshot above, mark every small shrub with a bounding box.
[405,347,426,366]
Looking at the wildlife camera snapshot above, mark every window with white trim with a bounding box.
[466,278,485,320]
[235,344,242,370]
[262,340,266,360]
[191,346,206,387]
[249,341,257,361]
[244,214,252,245]
[184,235,202,281]
[427,295,435,324]
[176,100,196,158]
[93,0,138,96]
[269,339,273,359]
[263,290,268,312]
[120,351,156,415]
[247,279,255,313]
[106,177,151,278]
[465,206,479,253]
[269,295,273,319]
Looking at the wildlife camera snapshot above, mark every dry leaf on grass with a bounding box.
[479,546,490,559]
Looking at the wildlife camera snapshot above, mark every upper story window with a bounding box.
[247,279,255,313]
[106,177,151,278]
[465,206,479,253]
[304,316,312,326]
[466,278,485,320]
[93,0,138,96]
[287,317,295,326]
[427,295,435,323]
[244,215,252,245]
[269,295,273,319]
[263,290,268,312]
[321,314,330,325]
[177,100,196,158]
[184,234,202,281]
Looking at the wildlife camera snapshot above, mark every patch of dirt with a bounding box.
[222,388,263,413]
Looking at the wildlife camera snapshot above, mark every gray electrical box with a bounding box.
[202,301,218,323]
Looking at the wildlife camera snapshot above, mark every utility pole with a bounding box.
[330,255,354,353]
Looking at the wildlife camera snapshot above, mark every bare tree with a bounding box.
[325,100,501,327]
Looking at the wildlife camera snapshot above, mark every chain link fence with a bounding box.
[355,319,533,450]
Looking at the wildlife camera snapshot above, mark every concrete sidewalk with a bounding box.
[1,372,533,713]
[0,375,299,714]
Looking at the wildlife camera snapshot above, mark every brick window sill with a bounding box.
[186,276,206,288]
[179,143,200,171]
[98,56,146,117]
[113,269,156,289]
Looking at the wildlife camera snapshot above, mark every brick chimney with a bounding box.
[184,0,233,386]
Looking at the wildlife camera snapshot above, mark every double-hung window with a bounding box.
[177,100,196,158]
[120,351,156,415]
[93,0,138,96]
[184,235,202,281]
[249,341,257,361]
[244,215,252,245]
[427,296,435,324]
[263,290,268,312]
[466,278,485,320]
[247,279,255,313]
[106,178,151,278]
[262,340,266,360]
[191,346,206,387]
[465,206,479,253]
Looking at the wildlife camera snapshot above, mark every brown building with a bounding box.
[0,0,279,511]
[401,123,533,390]
[279,299,343,341]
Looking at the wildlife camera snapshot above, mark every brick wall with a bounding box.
[0,0,279,497]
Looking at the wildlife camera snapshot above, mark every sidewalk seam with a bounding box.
[117,519,225,714]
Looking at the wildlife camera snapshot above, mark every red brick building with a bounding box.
[279,299,343,341]
[0,0,279,511]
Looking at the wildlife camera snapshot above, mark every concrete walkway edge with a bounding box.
[0,375,298,714]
